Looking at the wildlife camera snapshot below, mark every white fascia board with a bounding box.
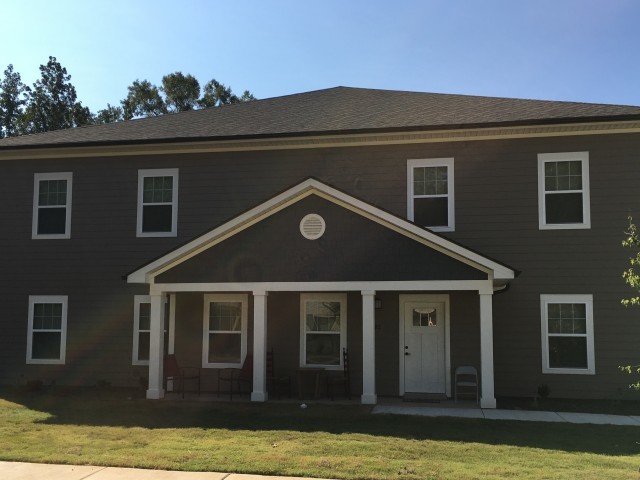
[128,178,515,284]
[127,179,319,283]
[310,182,514,280]
[150,280,493,295]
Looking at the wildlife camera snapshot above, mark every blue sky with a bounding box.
[4,0,639,112]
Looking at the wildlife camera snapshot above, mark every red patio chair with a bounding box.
[218,355,253,400]
[163,354,201,399]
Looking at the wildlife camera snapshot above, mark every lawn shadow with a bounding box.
[2,386,640,457]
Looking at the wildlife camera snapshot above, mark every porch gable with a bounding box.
[127,178,516,285]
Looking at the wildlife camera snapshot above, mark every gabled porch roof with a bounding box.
[126,178,516,287]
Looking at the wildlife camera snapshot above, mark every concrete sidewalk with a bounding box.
[0,462,334,480]
[372,404,640,426]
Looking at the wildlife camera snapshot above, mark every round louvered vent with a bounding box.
[299,214,326,240]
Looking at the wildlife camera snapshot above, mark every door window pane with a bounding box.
[413,307,436,327]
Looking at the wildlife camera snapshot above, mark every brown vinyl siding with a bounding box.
[1,132,639,399]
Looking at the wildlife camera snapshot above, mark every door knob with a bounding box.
[405,352,410,356]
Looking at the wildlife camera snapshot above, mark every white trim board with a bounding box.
[2,120,640,161]
[128,178,515,284]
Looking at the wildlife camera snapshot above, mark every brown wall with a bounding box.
[1,132,639,399]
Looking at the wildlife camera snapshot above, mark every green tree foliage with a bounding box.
[0,59,256,133]
[161,72,200,112]
[0,64,27,138]
[620,216,640,389]
[123,74,255,119]
[622,217,640,307]
[121,79,167,120]
[94,104,124,124]
[199,80,256,107]
[20,56,91,134]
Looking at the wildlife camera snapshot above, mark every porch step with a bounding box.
[403,392,448,403]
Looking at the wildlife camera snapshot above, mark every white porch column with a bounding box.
[361,290,377,405]
[146,293,166,400]
[251,290,268,402]
[479,292,496,408]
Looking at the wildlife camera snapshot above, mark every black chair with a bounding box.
[218,355,253,400]
[267,348,291,399]
[326,348,351,400]
[163,354,201,399]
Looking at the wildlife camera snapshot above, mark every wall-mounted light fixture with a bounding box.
[375,297,382,309]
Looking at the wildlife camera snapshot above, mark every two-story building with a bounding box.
[1,87,640,408]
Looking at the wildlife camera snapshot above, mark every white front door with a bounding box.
[403,301,446,393]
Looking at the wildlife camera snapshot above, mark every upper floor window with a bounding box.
[407,158,455,231]
[32,172,72,239]
[538,152,590,229]
[300,293,347,369]
[540,294,595,375]
[137,168,178,237]
[27,295,68,364]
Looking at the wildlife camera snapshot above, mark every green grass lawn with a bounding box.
[1,387,640,479]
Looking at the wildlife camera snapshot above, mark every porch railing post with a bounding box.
[361,290,377,405]
[251,290,268,402]
[146,293,165,400]
[479,291,496,408]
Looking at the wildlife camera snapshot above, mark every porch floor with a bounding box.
[160,392,640,425]
[163,391,480,409]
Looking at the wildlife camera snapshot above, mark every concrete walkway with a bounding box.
[0,462,335,480]
[372,404,640,426]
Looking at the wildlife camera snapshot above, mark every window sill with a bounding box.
[542,367,595,375]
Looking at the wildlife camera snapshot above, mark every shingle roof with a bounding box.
[2,86,640,149]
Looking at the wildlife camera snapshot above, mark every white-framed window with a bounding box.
[202,294,248,368]
[407,158,455,231]
[32,172,72,239]
[137,168,178,237]
[132,295,151,366]
[300,293,347,369]
[132,295,169,366]
[540,294,595,375]
[26,295,68,364]
[538,152,590,229]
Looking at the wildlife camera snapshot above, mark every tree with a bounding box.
[0,64,27,138]
[20,56,92,134]
[620,216,640,388]
[199,79,237,108]
[161,72,200,112]
[237,90,257,103]
[122,75,255,119]
[121,79,167,120]
[95,104,124,124]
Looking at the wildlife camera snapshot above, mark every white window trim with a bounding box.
[299,292,347,370]
[202,293,248,368]
[32,172,73,239]
[132,295,172,366]
[538,152,590,230]
[540,294,595,375]
[136,168,179,237]
[26,295,68,365]
[132,295,170,366]
[132,295,151,366]
[407,158,455,232]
